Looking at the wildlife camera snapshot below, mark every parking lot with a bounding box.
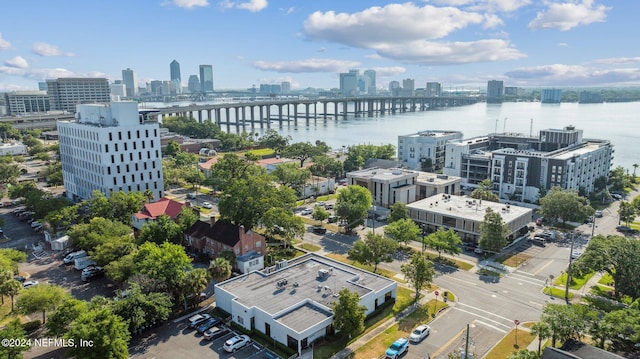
[130,316,265,359]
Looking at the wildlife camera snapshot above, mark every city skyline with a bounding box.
[0,0,638,91]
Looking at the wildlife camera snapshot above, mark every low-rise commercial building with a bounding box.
[214,253,397,355]
[407,194,532,243]
[415,172,462,201]
[347,167,417,208]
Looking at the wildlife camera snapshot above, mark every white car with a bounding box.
[571,251,583,260]
[23,280,39,289]
[223,334,250,352]
[409,324,431,343]
[202,202,213,209]
[300,208,313,215]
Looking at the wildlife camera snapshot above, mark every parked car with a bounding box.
[327,215,338,223]
[188,313,211,328]
[203,326,228,341]
[187,193,197,199]
[22,280,39,289]
[63,250,87,264]
[312,226,327,234]
[474,247,484,255]
[594,210,603,218]
[13,275,26,283]
[81,266,104,281]
[223,334,251,352]
[300,208,313,215]
[385,337,409,359]
[409,324,431,343]
[196,317,221,334]
[529,236,546,247]
[202,202,213,209]
[571,251,583,260]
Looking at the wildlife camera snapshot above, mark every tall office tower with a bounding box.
[150,80,163,96]
[281,81,291,94]
[170,60,181,95]
[339,70,359,97]
[122,68,138,98]
[363,69,376,95]
[57,102,164,202]
[402,78,415,96]
[389,81,401,96]
[426,82,442,96]
[187,75,200,93]
[46,77,110,113]
[199,65,214,93]
[486,80,504,103]
[541,89,562,103]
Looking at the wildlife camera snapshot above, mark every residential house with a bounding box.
[132,197,186,230]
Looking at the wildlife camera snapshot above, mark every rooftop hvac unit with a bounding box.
[318,269,330,278]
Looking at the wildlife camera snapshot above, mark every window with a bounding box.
[118,132,122,140]
[105,144,109,152]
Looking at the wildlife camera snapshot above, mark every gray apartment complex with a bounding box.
[46,77,110,113]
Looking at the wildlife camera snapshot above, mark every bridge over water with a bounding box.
[157,95,478,131]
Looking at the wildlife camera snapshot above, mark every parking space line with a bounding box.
[474,319,508,333]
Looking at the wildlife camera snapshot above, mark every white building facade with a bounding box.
[58,102,164,202]
[398,130,463,171]
[347,168,418,208]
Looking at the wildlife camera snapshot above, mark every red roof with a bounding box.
[199,156,220,170]
[134,197,184,220]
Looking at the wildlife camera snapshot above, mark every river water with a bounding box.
[154,100,640,171]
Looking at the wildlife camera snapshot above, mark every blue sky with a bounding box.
[1,0,638,92]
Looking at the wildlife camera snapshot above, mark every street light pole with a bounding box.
[565,231,574,304]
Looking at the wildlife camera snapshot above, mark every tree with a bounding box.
[618,201,637,226]
[111,283,172,334]
[85,190,146,226]
[281,142,325,168]
[540,303,590,347]
[330,288,367,338]
[164,140,181,156]
[259,129,291,153]
[271,162,311,196]
[423,228,462,259]
[0,279,22,311]
[529,322,551,357]
[137,214,184,245]
[578,235,640,300]
[0,248,27,273]
[335,185,372,233]
[633,163,639,178]
[260,207,305,248]
[343,144,396,171]
[176,207,198,231]
[388,202,409,223]
[308,155,344,179]
[0,163,20,184]
[312,206,329,224]
[67,217,132,252]
[208,153,265,191]
[540,187,594,227]
[507,350,538,359]
[131,242,194,301]
[17,283,68,324]
[176,268,210,309]
[479,208,509,255]
[0,319,30,359]
[65,306,130,359]
[470,179,500,202]
[609,166,631,192]
[208,257,232,282]
[384,218,422,246]
[401,252,435,302]
[91,235,136,266]
[598,304,640,352]
[46,298,88,337]
[348,232,398,273]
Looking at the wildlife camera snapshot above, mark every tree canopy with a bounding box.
[348,232,398,273]
[423,228,462,258]
[384,218,422,246]
[540,186,594,226]
[335,185,372,233]
[470,179,500,203]
[479,207,509,254]
[330,288,367,337]
[17,283,69,324]
[401,252,435,302]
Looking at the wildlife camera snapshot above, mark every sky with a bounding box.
[1,0,639,92]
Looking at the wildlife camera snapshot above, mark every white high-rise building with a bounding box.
[58,102,164,202]
[398,130,463,171]
[363,70,376,95]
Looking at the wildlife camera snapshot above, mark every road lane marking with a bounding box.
[456,302,514,325]
[444,275,478,286]
[429,325,468,358]
[474,319,508,333]
[528,301,543,307]
[533,259,555,276]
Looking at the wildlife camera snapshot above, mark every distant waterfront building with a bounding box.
[443,126,613,202]
[199,65,214,93]
[389,81,401,96]
[402,78,415,96]
[122,68,138,98]
[426,82,442,96]
[541,89,562,104]
[579,91,603,104]
[281,81,291,94]
[38,82,48,91]
[504,86,518,96]
[149,80,162,96]
[259,84,282,95]
[486,80,504,103]
[46,77,110,113]
[339,70,358,97]
[170,60,181,95]
[398,130,463,171]
[187,75,200,93]
[4,91,50,115]
[363,69,376,95]
[58,102,164,202]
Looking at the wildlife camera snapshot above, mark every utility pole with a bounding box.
[464,323,470,359]
[565,231,574,304]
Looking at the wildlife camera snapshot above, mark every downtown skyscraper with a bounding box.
[170,60,181,94]
[122,68,138,98]
[199,65,213,94]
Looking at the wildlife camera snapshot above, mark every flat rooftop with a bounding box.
[217,253,395,328]
[416,172,461,185]
[407,194,532,222]
[404,130,462,138]
[552,142,605,160]
[348,167,417,181]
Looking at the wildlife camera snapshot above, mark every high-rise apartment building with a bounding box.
[4,91,50,115]
[58,102,164,202]
[426,82,442,97]
[398,130,463,171]
[46,77,110,113]
[281,81,291,94]
[188,75,200,93]
[486,80,504,103]
[122,68,138,98]
[339,70,359,97]
[363,70,376,95]
[402,78,415,96]
[199,65,214,93]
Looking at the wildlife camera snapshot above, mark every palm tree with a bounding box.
[633,163,638,177]
[208,257,232,283]
[0,279,22,312]
[530,322,551,356]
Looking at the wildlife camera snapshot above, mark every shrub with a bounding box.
[22,319,42,332]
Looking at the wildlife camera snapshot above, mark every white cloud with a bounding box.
[256,76,299,88]
[376,39,525,65]
[5,56,28,69]
[528,0,610,31]
[592,57,640,65]
[557,42,569,47]
[32,42,74,57]
[431,0,531,13]
[219,0,267,12]
[505,64,640,86]
[365,53,382,60]
[0,33,11,50]
[304,3,523,65]
[252,58,360,73]
[0,65,107,82]
[172,0,209,9]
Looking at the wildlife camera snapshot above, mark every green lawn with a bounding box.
[298,243,321,252]
[483,328,537,359]
[324,253,404,283]
[553,272,594,290]
[244,148,275,157]
[598,272,614,286]
[544,286,574,300]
